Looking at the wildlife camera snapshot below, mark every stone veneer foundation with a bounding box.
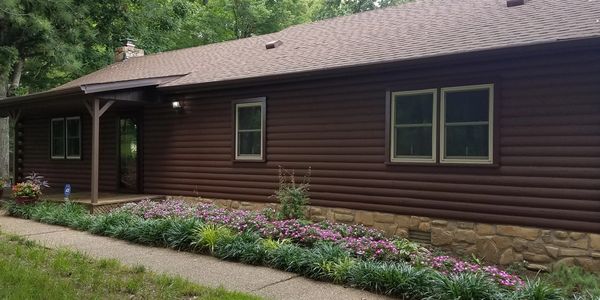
[170,196,600,272]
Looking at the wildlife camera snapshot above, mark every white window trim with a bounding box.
[235,100,265,161]
[440,84,494,165]
[65,116,82,160]
[51,118,66,159]
[390,89,438,163]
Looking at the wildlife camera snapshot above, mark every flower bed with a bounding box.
[116,200,523,287]
[7,199,565,299]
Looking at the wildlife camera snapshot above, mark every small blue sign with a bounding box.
[64,184,71,199]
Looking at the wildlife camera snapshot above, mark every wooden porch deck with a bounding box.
[44,192,165,214]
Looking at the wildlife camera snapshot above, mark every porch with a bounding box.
[44,192,165,214]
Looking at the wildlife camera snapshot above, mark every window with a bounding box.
[390,89,437,162]
[51,116,81,159]
[66,117,81,159]
[234,99,265,160]
[441,84,493,164]
[387,84,494,165]
[51,118,66,159]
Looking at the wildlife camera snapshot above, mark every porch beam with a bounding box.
[98,100,114,117]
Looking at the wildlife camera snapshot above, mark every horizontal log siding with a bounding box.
[143,50,600,232]
[21,112,118,193]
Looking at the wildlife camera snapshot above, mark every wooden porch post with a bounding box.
[84,99,114,204]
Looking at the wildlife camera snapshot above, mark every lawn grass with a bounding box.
[0,233,261,300]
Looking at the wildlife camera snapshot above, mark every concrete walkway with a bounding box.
[0,214,390,300]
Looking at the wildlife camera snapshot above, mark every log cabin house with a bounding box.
[1,0,600,270]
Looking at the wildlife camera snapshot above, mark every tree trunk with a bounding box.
[9,59,24,96]
[0,59,16,182]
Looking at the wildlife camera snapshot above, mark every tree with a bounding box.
[309,0,408,21]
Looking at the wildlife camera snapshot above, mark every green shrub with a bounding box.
[192,224,233,253]
[5,200,33,218]
[303,242,352,281]
[164,218,204,250]
[432,272,505,300]
[510,278,563,300]
[318,256,355,283]
[266,243,313,273]
[88,211,140,236]
[125,218,175,246]
[347,260,435,299]
[214,232,267,265]
[262,238,290,251]
[271,167,310,220]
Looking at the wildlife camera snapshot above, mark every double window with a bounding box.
[389,84,494,164]
[51,117,81,159]
[234,98,265,161]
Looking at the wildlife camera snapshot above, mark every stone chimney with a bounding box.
[114,39,144,62]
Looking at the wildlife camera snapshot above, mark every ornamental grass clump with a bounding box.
[432,272,506,300]
[192,224,233,253]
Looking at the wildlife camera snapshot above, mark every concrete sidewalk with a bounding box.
[0,214,389,300]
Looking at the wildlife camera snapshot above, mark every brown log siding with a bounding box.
[143,49,600,232]
[16,47,600,233]
[21,111,118,193]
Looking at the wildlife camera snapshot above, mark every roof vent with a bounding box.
[265,40,283,50]
[506,0,525,7]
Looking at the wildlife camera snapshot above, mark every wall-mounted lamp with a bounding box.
[172,100,183,113]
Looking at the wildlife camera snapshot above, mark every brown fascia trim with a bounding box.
[0,75,186,111]
[158,36,600,95]
[80,75,185,94]
[0,87,83,109]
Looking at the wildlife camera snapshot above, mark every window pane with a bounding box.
[394,93,433,124]
[67,138,80,157]
[395,127,432,157]
[238,106,262,130]
[238,131,261,155]
[445,89,489,123]
[52,120,64,139]
[445,125,489,158]
[51,120,65,157]
[52,138,65,157]
[66,119,80,138]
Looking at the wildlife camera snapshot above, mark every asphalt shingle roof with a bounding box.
[57,0,600,91]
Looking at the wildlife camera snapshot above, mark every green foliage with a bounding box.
[308,0,411,21]
[214,232,268,265]
[164,218,204,250]
[432,272,505,300]
[262,238,290,251]
[192,224,234,253]
[123,218,175,246]
[541,265,599,299]
[14,201,594,300]
[272,167,311,220]
[88,211,140,236]
[347,260,435,298]
[509,278,562,300]
[266,243,313,273]
[318,255,355,283]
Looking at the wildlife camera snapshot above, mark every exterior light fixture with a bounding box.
[172,100,183,113]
